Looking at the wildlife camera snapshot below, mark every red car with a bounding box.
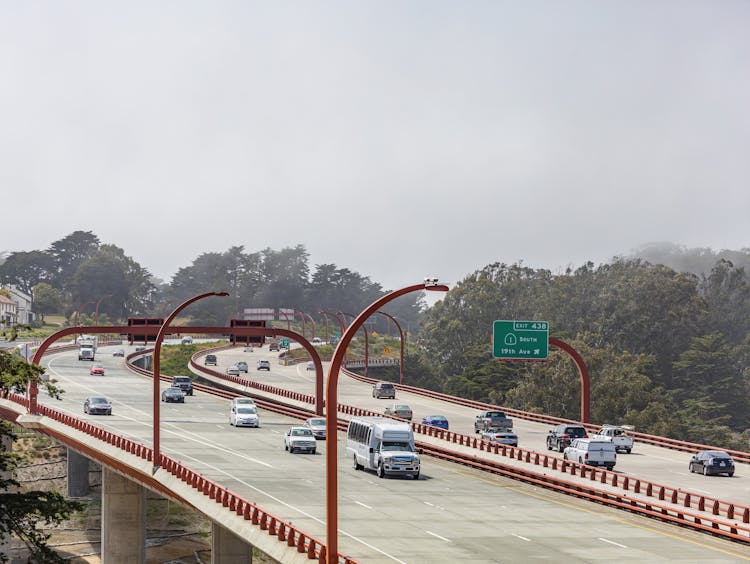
[90,363,105,376]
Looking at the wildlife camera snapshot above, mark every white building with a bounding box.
[0,285,35,326]
[0,293,16,327]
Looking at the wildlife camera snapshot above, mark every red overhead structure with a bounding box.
[229,319,266,346]
[127,318,164,344]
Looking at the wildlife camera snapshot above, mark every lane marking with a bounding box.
[45,355,408,564]
[599,538,627,549]
[423,501,435,507]
[512,534,531,542]
[425,530,452,543]
[355,501,372,509]
[45,358,273,469]
[450,470,750,561]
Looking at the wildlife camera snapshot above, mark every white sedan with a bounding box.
[230,405,260,427]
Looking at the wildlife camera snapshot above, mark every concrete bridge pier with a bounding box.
[212,522,252,563]
[67,448,90,497]
[101,467,145,563]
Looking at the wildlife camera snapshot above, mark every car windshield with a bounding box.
[237,407,256,414]
[168,388,181,393]
[427,416,446,422]
[566,427,587,437]
[307,419,325,426]
[90,397,108,404]
[292,429,313,436]
[379,384,393,389]
[381,441,413,452]
[706,451,731,459]
[174,377,189,383]
[395,405,410,410]
[234,398,254,404]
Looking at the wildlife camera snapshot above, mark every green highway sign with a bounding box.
[280,337,290,347]
[493,320,549,360]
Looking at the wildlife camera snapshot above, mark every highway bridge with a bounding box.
[2,342,750,563]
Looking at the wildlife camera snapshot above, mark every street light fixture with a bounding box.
[152,291,229,471]
[325,280,448,562]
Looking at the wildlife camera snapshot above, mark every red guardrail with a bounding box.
[341,364,750,464]
[118,347,750,545]
[2,387,357,563]
[178,349,750,532]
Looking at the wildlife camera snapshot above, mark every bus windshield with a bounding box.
[381,441,413,452]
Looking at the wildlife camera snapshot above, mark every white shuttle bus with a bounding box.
[346,416,421,479]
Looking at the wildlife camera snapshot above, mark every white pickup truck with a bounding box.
[590,425,634,454]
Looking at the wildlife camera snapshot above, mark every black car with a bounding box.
[84,396,112,415]
[204,354,218,366]
[269,342,280,352]
[546,424,588,452]
[171,375,194,396]
[112,348,125,357]
[689,450,735,476]
[161,386,185,403]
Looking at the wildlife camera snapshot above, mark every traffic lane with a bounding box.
[38,350,750,563]
[236,355,749,505]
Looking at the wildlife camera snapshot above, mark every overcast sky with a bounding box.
[2,1,748,292]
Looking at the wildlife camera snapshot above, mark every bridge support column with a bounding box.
[211,522,252,563]
[67,448,90,497]
[101,467,145,563]
[1,432,12,562]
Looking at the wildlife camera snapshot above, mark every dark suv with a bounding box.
[269,342,280,352]
[204,354,217,366]
[546,424,588,452]
[171,375,194,396]
[372,382,396,399]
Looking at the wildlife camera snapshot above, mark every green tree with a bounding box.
[48,231,100,290]
[0,350,82,563]
[31,283,62,323]
[0,251,55,295]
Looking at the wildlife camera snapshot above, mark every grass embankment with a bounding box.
[157,342,225,376]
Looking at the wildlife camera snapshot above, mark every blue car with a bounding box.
[421,415,449,430]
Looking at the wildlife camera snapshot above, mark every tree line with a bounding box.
[0,230,423,332]
[412,256,750,449]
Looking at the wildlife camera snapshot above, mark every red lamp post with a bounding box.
[277,309,292,331]
[375,310,405,385]
[338,311,368,378]
[325,280,448,562]
[318,310,345,341]
[152,291,228,471]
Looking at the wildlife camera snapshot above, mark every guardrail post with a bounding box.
[698,497,705,511]
[742,507,749,523]
[727,505,734,519]
[633,479,640,494]
[683,493,691,508]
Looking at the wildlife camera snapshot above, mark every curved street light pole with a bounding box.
[375,310,405,385]
[338,311,368,378]
[319,310,345,341]
[325,281,448,562]
[153,291,229,471]
[277,309,292,331]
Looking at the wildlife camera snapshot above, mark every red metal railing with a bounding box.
[0,388,357,563]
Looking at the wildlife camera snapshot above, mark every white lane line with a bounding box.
[599,537,627,548]
[355,501,372,509]
[45,358,273,469]
[46,356,407,564]
[512,534,530,542]
[425,530,452,543]
[423,501,435,507]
